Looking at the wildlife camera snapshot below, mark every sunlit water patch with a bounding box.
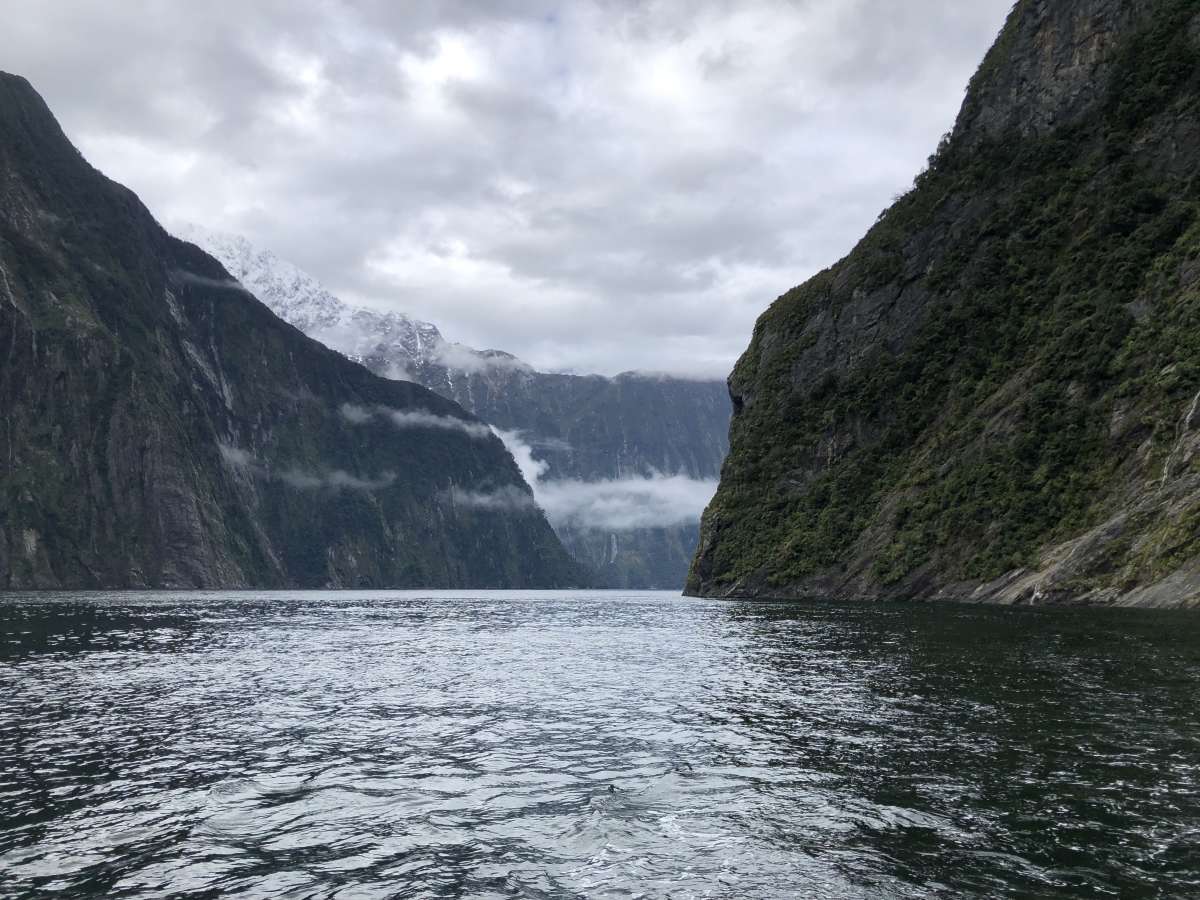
[2,591,1199,898]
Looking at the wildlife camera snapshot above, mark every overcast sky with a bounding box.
[2,0,1012,378]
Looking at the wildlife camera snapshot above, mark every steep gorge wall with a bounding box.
[0,73,582,590]
[689,0,1200,607]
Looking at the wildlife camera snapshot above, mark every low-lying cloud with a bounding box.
[219,442,395,491]
[538,474,718,531]
[446,484,538,512]
[340,403,492,438]
[433,343,534,375]
[495,428,549,487]
[218,443,255,468]
[278,468,396,491]
[491,428,717,531]
[172,270,253,293]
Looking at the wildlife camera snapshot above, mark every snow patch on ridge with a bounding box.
[176,223,532,379]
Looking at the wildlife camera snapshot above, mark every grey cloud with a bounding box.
[446,80,561,130]
[491,428,718,531]
[445,485,539,512]
[279,468,397,491]
[1,0,1013,377]
[338,404,374,424]
[386,410,492,438]
[172,270,253,293]
[218,442,395,491]
[537,474,719,531]
[529,436,573,453]
[442,474,720,532]
[340,403,493,438]
[433,345,534,375]
[218,443,255,468]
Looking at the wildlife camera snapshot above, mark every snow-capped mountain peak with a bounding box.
[176,223,467,373]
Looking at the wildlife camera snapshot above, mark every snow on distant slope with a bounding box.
[176,223,499,377]
[176,223,730,589]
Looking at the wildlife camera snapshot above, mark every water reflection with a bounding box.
[1,592,1198,898]
[717,603,1200,896]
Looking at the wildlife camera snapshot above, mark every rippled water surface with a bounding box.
[2,591,1199,898]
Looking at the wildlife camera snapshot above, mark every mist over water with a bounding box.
[2,592,1198,898]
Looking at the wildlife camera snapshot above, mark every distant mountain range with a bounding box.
[0,72,583,590]
[181,225,732,588]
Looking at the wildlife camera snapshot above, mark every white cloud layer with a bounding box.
[447,485,538,512]
[1,0,1012,376]
[537,474,719,531]
[432,344,533,375]
[491,428,716,531]
[340,403,492,438]
[219,442,395,491]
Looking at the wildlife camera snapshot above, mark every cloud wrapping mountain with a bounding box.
[187,224,733,588]
[493,429,717,531]
[219,442,397,491]
[340,403,492,438]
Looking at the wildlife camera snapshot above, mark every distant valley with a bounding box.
[180,226,731,589]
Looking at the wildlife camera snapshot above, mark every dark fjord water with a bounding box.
[1,592,1198,899]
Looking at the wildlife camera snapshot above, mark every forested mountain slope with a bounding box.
[689,0,1200,608]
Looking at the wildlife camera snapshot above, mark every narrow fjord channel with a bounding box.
[2,592,1198,898]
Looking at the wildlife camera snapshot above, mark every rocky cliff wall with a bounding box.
[689,0,1200,608]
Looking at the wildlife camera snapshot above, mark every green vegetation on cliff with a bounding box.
[690,0,1200,606]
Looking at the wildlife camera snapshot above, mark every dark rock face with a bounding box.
[954,0,1153,149]
[0,73,583,589]
[689,0,1200,608]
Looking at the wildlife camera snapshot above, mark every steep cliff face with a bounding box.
[184,226,730,589]
[0,73,583,589]
[689,0,1200,607]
